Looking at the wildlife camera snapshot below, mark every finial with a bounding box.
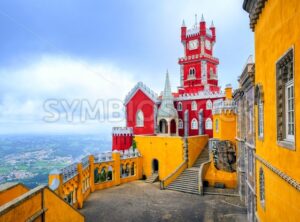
[195,14,198,26]
[201,14,205,22]
[182,19,186,27]
[210,20,214,28]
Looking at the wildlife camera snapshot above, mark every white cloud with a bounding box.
[0,54,136,134]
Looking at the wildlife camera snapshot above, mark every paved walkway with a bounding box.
[80,181,247,222]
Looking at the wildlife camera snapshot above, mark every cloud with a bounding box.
[0,54,136,135]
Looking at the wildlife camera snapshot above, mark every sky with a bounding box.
[0,0,253,136]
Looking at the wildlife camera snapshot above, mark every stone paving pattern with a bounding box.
[81,181,247,222]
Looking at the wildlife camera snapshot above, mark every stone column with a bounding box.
[89,155,95,192]
[112,151,121,186]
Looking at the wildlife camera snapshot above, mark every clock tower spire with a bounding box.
[178,15,220,94]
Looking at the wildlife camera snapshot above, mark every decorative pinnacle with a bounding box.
[182,19,186,27]
[210,20,215,28]
[194,14,198,27]
[201,14,205,22]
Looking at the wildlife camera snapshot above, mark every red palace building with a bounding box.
[113,15,229,151]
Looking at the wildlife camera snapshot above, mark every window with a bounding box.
[191,118,198,129]
[259,167,265,207]
[178,119,183,129]
[276,48,295,147]
[255,84,264,139]
[205,118,212,130]
[177,102,182,111]
[286,81,294,141]
[188,67,196,79]
[206,100,212,110]
[191,101,197,110]
[248,150,253,176]
[136,110,144,127]
[215,119,219,132]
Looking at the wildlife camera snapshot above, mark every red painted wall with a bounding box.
[126,89,155,135]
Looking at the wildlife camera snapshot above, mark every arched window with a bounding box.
[191,118,198,129]
[259,167,265,207]
[191,101,197,111]
[215,119,219,132]
[177,102,182,111]
[189,67,196,79]
[255,84,264,139]
[205,118,212,130]
[206,100,212,110]
[178,119,183,129]
[136,110,144,127]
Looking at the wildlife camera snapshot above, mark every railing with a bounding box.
[212,100,237,115]
[61,163,78,183]
[0,185,84,222]
[198,160,211,195]
[160,160,188,189]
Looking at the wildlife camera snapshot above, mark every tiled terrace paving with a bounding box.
[80,181,247,222]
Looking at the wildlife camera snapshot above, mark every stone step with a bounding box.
[203,187,239,197]
[167,187,199,195]
[145,173,158,183]
[169,182,198,186]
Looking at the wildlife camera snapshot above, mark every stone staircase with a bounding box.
[166,147,209,195]
[203,187,239,197]
[145,173,158,183]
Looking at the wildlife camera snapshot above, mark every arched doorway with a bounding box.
[152,159,159,173]
[170,119,176,135]
[159,119,168,134]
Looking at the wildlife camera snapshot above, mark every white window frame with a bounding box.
[178,119,183,129]
[191,101,197,111]
[206,100,212,110]
[191,118,198,129]
[188,67,196,79]
[177,102,182,111]
[205,118,212,130]
[258,97,264,139]
[136,110,144,127]
[285,81,295,142]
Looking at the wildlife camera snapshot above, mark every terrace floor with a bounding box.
[80,181,247,222]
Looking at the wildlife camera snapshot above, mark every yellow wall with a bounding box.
[0,191,42,222]
[204,162,237,189]
[0,186,84,222]
[44,188,84,222]
[0,184,29,206]
[213,112,236,145]
[187,135,208,167]
[135,136,184,180]
[255,162,300,221]
[254,0,300,220]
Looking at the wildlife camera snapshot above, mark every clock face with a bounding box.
[205,40,211,50]
[188,40,199,50]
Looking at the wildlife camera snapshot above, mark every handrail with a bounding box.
[160,160,188,189]
[198,160,211,195]
[0,185,85,220]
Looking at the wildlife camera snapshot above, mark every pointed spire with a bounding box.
[201,14,205,22]
[194,14,198,27]
[182,19,186,27]
[210,20,214,28]
[157,70,178,119]
[163,69,172,98]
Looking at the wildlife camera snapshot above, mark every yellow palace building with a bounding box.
[243,0,300,221]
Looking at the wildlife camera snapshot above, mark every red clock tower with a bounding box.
[178,15,220,94]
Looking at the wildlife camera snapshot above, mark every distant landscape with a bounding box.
[0,134,110,188]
